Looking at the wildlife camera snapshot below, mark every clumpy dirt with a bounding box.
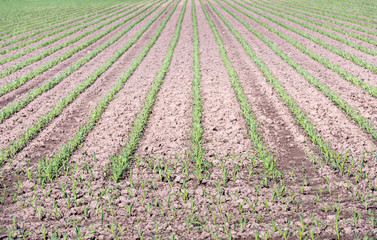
[0,3,142,86]
[197,0,253,158]
[136,0,194,159]
[0,0,377,239]
[0,2,166,150]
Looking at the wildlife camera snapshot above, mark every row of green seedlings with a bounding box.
[0,3,131,62]
[0,1,165,124]
[190,0,212,184]
[214,0,376,188]
[0,1,119,41]
[263,0,377,39]
[0,2,150,79]
[0,2,115,44]
[127,151,375,239]
[0,3,127,54]
[0,1,156,96]
[0,157,99,238]
[257,0,377,28]
[194,0,296,234]
[220,1,377,221]
[0,0,117,35]
[194,2,308,236]
[36,0,180,185]
[0,1,118,31]
[228,0,377,150]
[4,145,376,239]
[240,0,377,72]
[200,0,282,182]
[0,0,173,172]
[228,0,377,100]
[2,154,187,239]
[276,0,377,19]
[286,151,377,239]
[223,0,377,185]
[273,154,377,239]
[200,2,330,237]
[2,0,374,238]
[252,0,377,53]
[2,133,374,239]
[110,0,187,183]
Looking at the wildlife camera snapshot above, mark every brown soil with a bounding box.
[0,4,129,62]
[0,3,124,51]
[0,0,376,239]
[197,0,252,158]
[243,1,377,86]
[135,2,194,159]
[0,4,145,86]
[0,3,168,151]
[221,1,375,157]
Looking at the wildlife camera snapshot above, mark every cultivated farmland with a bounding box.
[1,0,377,238]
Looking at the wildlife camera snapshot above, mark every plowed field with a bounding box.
[1,0,377,239]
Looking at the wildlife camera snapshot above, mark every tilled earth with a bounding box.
[1,0,377,239]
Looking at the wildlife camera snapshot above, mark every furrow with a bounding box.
[253,0,377,45]
[200,0,281,179]
[207,0,312,175]
[224,2,377,115]
[256,0,377,31]
[135,0,193,160]
[234,1,377,79]
[214,0,374,175]
[0,2,155,95]
[0,1,166,124]
[110,0,187,183]
[0,2,121,42]
[0,0,173,166]
[0,3,150,80]
[0,3,133,62]
[243,0,377,57]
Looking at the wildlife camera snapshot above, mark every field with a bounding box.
[1,0,377,238]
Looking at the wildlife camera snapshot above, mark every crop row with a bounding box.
[243,0,377,58]
[252,0,377,50]
[227,2,377,100]
[223,0,377,192]
[0,0,168,167]
[110,0,186,183]
[1,1,376,239]
[214,0,370,181]
[38,0,175,184]
[0,3,147,79]
[0,1,165,125]
[0,1,155,96]
[201,0,281,181]
[274,0,377,20]
[210,0,377,210]
[0,1,119,41]
[0,3,129,59]
[259,0,377,27]
[190,1,208,184]
[236,1,377,77]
